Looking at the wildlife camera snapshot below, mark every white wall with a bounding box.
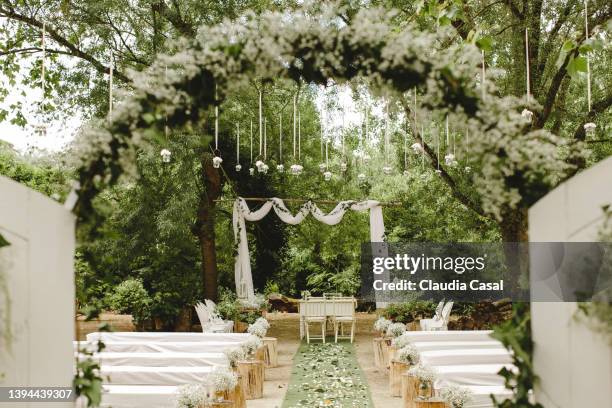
[0,175,75,407]
[529,157,612,408]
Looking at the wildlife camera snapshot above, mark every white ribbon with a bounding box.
[232,197,386,299]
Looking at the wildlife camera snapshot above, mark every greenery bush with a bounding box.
[383,301,437,323]
[107,278,152,328]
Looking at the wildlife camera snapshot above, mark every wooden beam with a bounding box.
[213,197,402,206]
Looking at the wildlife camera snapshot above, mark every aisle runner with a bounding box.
[282,342,374,408]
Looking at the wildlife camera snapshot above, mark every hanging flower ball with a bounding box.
[262,163,269,174]
[319,163,327,173]
[464,166,471,173]
[403,169,410,176]
[340,162,348,172]
[290,164,303,175]
[160,148,172,163]
[323,171,332,181]
[521,109,534,121]
[212,156,223,168]
[382,166,392,175]
[276,164,285,173]
[435,169,442,175]
[584,122,597,135]
[249,167,255,176]
[235,164,242,172]
[357,173,366,182]
[411,143,423,154]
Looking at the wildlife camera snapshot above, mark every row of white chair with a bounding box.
[420,300,454,331]
[299,295,357,343]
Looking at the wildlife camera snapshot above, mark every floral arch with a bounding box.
[71,4,573,296]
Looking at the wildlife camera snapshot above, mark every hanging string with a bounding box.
[436,126,441,172]
[279,113,282,163]
[108,50,114,119]
[214,86,220,150]
[41,22,46,115]
[341,112,345,159]
[258,89,263,156]
[325,139,329,167]
[384,104,390,165]
[445,114,450,148]
[298,110,301,161]
[585,0,592,112]
[164,66,169,140]
[481,50,486,100]
[525,28,531,102]
[404,123,408,170]
[250,119,253,163]
[365,107,369,144]
[236,123,240,162]
[320,113,324,161]
[264,117,267,160]
[421,125,425,170]
[293,94,297,159]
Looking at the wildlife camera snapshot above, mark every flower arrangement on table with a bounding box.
[373,316,391,336]
[408,364,438,398]
[397,344,420,365]
[247,317,270,338]
[440,385,473,408]
[386,322,407,338]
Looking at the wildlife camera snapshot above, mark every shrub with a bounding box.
[107,278,152,328]
[384,301,437,323]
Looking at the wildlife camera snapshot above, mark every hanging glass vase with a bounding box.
[249,167,255,176]
[323,171,332,181]
[411,143,423,154]
[584,122,596,135]
[521,108,534,121]
[340,162,347,172]
[160,148,172,163]
[213,156,223,168]
[255,160,265,173]
[277,164,285,173]
[290,164,303,175]
[235,164,242,172]
[418,380,432,399]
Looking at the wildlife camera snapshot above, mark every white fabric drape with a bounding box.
[232,197,386,299]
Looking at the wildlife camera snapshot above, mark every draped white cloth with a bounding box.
[233,197,386,299]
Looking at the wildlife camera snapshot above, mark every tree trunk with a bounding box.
[195,153,223,302]
[499,207,529,296]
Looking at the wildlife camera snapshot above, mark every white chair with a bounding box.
[302,299,327,344]
[330,296,356,343]
[420,300,445,331]
[427,301,454,331]
[204,299,223,323]
[195,302,210,328]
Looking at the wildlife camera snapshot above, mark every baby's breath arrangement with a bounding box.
[408,364,437,383]
[175,384,208,408]
[224,347,247,368]
[386,322,407,338]
[374,317,391,334]
[208,367,238,393]
[243,334,263,355]
[391,334,411,348]
[397,345,420,365]
[441,385,473,408]
[247,317,269,338]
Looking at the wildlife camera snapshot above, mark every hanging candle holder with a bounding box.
[160,148,172,163]
[323,171,332,181]
[235,164,242,172]
[255,159,266,173]
[249,167,255,176]
[277,164,285,173]
[584,122,596,135]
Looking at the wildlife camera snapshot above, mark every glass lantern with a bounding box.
[277,164,285,173]
[521,108,534,121]
[235,164,242,172]
[212,156,223,168]
[249,167,255,176]
[323,171,332,181]
[160,148,172,163]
